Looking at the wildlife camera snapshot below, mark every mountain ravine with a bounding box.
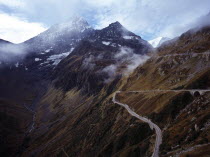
[0,17,210,157]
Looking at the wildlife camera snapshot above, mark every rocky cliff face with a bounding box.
[1,17,210,157]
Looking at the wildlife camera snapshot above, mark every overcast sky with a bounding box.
[0,0,210,43]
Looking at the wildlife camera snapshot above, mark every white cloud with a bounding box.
[91,0,210,39]
[0,13,47,43]
[115,47,149,75]
[102,64,117,83]
[0,0,210,42]
[100,47,149,83]
[0,0,25,8]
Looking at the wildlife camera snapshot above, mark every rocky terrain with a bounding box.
[0,16,210,157]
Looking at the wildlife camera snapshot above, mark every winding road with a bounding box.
[112,89,210,157]
[128,89,210,96]
[112,91,162,157]
[155,51,210,58]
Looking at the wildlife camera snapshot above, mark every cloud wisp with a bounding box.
[114,47,149,75]
[81,47,149,83]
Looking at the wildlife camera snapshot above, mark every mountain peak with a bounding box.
[106,21,126,31]
[99,21,141,40]
[69,16,86,22]
[55,16,92,32]
[109,21,123,27]
[102,21,127,34]
[68,16,89,27]
[24,16,93,54]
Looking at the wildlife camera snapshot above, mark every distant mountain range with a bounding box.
[0,17,151,75]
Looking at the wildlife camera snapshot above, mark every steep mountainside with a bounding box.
[19,22,153,157]
[117,26,210,156]
[0,18,152,157]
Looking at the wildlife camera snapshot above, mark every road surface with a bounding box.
[112,91,162,157]
[155,51,210,58]
[128,89,210,95]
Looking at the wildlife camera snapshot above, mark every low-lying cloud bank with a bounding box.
[192,12,210,29]
[0,43,27,63]
[160,11,210,38]
[82,47,149,83]
[116,47,149,74]
[102,47,149,83]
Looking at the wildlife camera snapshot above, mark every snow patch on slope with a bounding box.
[45,48,53,53]
[15,62,19,68]
[44,48,75,66]
[123,36,139,40]
[102,41,111,45]
[35,58,41,62]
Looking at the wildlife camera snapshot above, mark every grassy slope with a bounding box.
[117,27,210,156]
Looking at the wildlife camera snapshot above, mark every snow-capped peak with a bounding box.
[28,16,93,51]
[149,37,170,48]
[53,16,92,33]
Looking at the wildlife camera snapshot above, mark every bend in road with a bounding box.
[112,89,210,157]
[112,91,162,157]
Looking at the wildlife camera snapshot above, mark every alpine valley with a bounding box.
[0,16,210,157]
